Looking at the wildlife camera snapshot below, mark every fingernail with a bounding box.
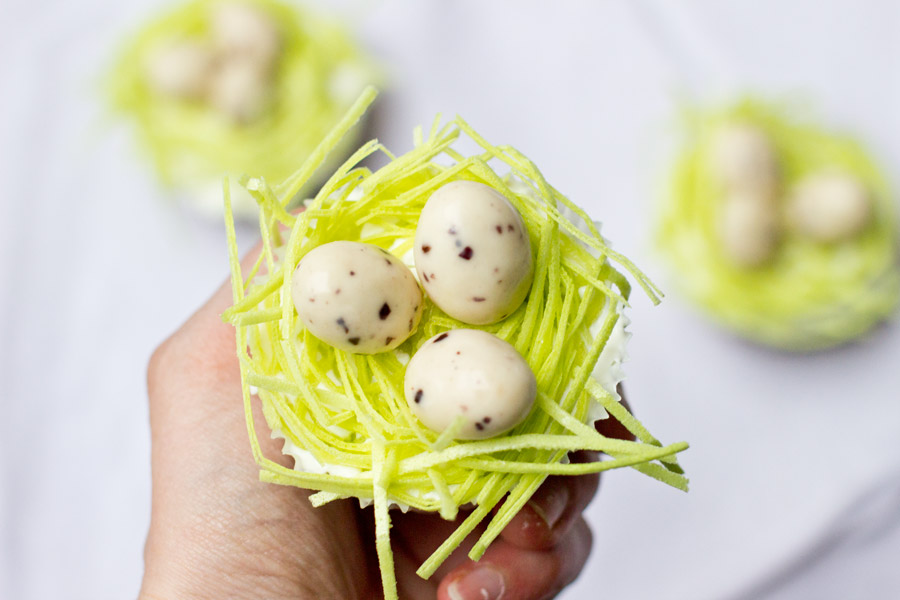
[527,482,569,530]
[447,566,506,600]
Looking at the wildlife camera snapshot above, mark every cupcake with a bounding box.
[109,0,379,217]
[658,98,900,350]
[222,88,689,599]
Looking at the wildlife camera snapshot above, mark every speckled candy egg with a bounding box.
[211,1,282,69]
[414,181,533,325]
[404,329,537,440]
[208,56,271,124]
[710,123,779,193]
[291,241,424,354]
[718,190,781,267]
[786,171,873,243]
[144,40,214,101]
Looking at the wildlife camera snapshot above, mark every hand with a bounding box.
[141,249,633,600]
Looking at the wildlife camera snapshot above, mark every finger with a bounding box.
[437,517,593,600]
[152,205,303,388]
[500,457,599,551]
[594,384,634,441]
[179,239,264,339]
[391,507,488,584]
[500,387,632,550]
[146,241,264,454]
[148,230,267,378]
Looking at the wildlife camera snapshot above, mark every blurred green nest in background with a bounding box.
[222,88,688,599]
[108,0,378,202]
[658,98,900,350]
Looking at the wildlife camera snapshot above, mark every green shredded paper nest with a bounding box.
[109,0,378,212]
[658,98,900,350]
[222,88,689,599]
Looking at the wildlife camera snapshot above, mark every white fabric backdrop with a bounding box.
[1,1,899,598]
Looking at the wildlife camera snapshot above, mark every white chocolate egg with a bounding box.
[718,190,780,267]
[414,181,533,325]
[208,56,272,124]
[404,329,536,440]
[144,40,214,100]
[210,1,282,69]
[710,123,779,194]
[786,171,873,243]
[291,241,424,354]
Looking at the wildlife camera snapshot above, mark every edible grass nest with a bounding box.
[658,98,900,350]
[223,88,689,599]
[108,0,379,216]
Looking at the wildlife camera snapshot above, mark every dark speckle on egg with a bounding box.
[434,333,449,343]
[348,337,360,345]
[475,422,485,431]
[386,336,394,345]
[336,317,349,334]
[379,303,391,320]
[422,245,431,254]
[472,297,486,302]
[459,246,473,260]
[507,224,515,232]
[350,271,355,276]
[495,225,503,234]
[414,389,423,404]
[422,273,430,283]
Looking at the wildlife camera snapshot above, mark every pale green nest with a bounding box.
[658,98,900,350]
[108,0,377,205]
[223,88,689,599]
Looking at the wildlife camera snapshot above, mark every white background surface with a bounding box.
[2,1,899,599]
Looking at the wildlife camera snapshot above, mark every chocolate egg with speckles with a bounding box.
[291,241,423,354]
[404,329,536,440]
[414,181,533,325]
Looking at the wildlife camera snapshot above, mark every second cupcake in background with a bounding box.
[109,0,380,218]
[657,98,899,350]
